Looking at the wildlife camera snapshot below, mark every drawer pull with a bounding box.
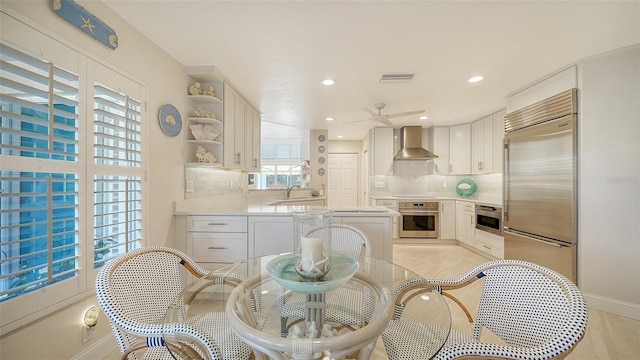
[481,244,491,250]
[207,246,227,250]
[207,222,228,226]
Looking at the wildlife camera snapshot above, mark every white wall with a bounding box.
[578,45,640,319]
[0,0,187,357]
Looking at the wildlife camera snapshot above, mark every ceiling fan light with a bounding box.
[468,75,484,83]
[322,79,335,86]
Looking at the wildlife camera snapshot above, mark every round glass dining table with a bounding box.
[163,254,451,360]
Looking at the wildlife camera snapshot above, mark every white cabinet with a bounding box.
[369,127,394,175]
[376,199,399,239]
[439,200,456,239]
[471,115,495,174]
[248,216,294,257]
[493,109,506,173]
[449,124,471,175]
[245,106,261,172]
[185,67,224,167]
[223,82,261,171]
[455,201,475,246]
[183,215,248,271]
[336,216,393,262]
[475,229,504,259]
[427,127,450,175]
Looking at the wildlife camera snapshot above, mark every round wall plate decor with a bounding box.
[318,145,325,153]
[318,168,325,176]
[318,134,326,142]
[318,156,325,164]
[159,104,182,137]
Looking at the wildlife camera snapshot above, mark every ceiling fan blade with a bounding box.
[387,110,425,118]
[342,118,371,125]
[363,107,377,116]
[380,118,395,127]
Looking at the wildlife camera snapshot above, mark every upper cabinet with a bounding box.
[493,109,506,173]
[449,124,471,175]
[185,66,224,167]
[471,115,494,174]
[427,126,450,175]
[369,127,394,175]
[223,83,261,171]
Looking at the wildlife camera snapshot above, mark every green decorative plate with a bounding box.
[456,178,477,197]
[266,253,359,294]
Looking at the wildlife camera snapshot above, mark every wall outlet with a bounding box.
[374,181,386,189]
[186,180,194,193]
[442,181,448,188]
[82,326,94,344]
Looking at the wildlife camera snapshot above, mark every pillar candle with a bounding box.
[300,237,325,271]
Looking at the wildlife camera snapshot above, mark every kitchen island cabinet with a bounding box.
[455,200,475,246]
[439,200,456,239]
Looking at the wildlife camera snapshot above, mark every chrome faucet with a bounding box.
[286,184,301,198]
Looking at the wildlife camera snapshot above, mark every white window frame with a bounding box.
[0,12,148,334]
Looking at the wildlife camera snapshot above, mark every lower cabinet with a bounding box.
[336,216,393,261]
[248,216,294,257]
[439,200,456,239]
[455,201,475,247]
[475,230,504,259]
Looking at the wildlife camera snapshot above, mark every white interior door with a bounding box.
[328,153,357,207]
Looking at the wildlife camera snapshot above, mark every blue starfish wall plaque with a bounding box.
[51,0,118,49]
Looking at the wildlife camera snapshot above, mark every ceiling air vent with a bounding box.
[380,73,415,83]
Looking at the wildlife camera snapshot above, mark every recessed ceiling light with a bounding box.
[322,79,335,86]
[419,116,428,120]
[337,135,343,138]
[325,117,334,121]
[468,75,484,83]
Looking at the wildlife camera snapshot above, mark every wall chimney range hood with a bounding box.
[393,126,438,160]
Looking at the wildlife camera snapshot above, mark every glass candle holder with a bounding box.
[292,209,333,280]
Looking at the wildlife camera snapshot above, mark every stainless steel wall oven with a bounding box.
[475,204,503,236]
[399,201,439,238]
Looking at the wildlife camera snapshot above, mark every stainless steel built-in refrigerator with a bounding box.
[503,89,578,283]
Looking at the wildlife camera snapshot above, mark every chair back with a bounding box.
[472,260,588,356]
[305,224,371,258]
[95,246,205,355]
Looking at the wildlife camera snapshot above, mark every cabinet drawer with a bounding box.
[464,202,474,211]
[187,216,247,232]
[475,230,504,258]
[189,233,247,263]
[377,200,398,209]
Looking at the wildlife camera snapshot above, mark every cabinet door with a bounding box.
[223,83,246,170]
[370,127,394,175]
[450,124,470,174]
[471,116,494,174]
[245,106,261,171]
[337,216,393,262]
[455,201,465,241]
[248,216,294,257]
[428,127,450,175]
[493,109,506,173]
[233,91,246,169]
[439,200,456,239]
[464,210,476,246]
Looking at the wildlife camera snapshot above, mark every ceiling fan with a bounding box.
[344,103,425,127]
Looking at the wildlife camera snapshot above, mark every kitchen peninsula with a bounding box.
[174,196,398,272]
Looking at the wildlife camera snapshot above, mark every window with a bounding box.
[0,37,146,330]
[257,140,303,188]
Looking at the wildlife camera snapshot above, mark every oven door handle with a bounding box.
[400,210,439,216]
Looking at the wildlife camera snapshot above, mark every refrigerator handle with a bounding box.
[504,229,564,247]
[503,138,510,222]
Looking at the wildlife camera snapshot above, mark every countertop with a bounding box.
[370,194,502,207]
[174,196,398,216]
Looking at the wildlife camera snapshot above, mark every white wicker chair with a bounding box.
[278,224,371,336]
[95,246,254,360]
[382,260,589,360]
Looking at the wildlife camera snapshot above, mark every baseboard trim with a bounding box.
[584,292,640,320]
[72,333,118,360]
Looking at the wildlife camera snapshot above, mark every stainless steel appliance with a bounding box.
[503,88,578,283]
[399,200,439,238]
[475,204,502,236]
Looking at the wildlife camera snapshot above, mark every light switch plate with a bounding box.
[186,180,194,193]
[374,181,386,189]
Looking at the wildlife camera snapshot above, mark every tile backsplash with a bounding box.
[184,167,243,199]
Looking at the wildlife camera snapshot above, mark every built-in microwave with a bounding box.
[475,204,503,236]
